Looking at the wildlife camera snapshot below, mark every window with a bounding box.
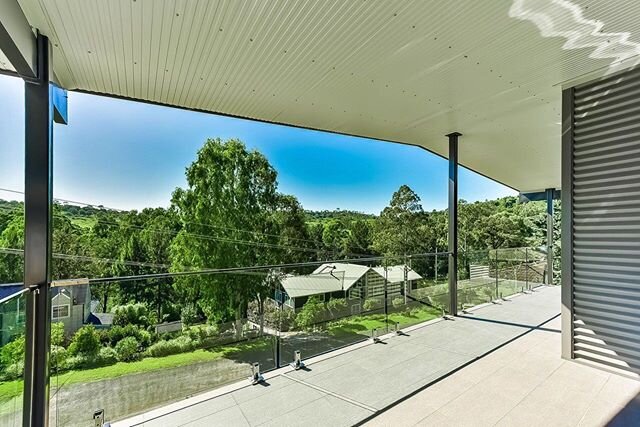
[52,304,70,320]
[366,273,385,298]
[351,303,361,315]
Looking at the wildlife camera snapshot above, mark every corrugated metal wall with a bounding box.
[569,67,640,375]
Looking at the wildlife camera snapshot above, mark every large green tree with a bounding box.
[372,185,428,256]
[170,138,284,324]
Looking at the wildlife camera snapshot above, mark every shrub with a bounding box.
[277,308,296,332]
[63,355,91,370]
[96,347,118,366]
[0,335,25,369]
[147,335,195,358]
[50,345,68,370]
[184,324,219,344]
[362,298,381,312]
[68,326,101,358]
[115,337,141,362]
[157,330,182,342]
[51,322,66,347]
[106,324,154,348]
[327,298,347,316]
[3,360,24,380]
[112,303,152,327]
[295,296,327,329]
[180,304,200,327]
[392,296,405,310]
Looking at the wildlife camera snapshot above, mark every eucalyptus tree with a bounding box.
[372,184,427,257]
[170,138,288,328]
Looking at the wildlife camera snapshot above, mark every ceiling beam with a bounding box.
[0,0,36,79]
[519,189,561,203]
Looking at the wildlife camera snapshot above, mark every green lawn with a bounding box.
[0,305,441,407]
[69,216,97,229]
[0,338,272,404]
[328,304,439,338]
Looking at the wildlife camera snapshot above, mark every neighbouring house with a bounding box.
[277,263,422,315]
[0,282,95,343]
[372,265,423,291]
[86,300,115,329]
[51,284,93,335]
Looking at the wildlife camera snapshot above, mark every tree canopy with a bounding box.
[0,138,559,324]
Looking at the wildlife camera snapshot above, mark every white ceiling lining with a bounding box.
[10,0,640,191]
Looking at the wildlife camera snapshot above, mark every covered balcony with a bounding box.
[1,0,640,426]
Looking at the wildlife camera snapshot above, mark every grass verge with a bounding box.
[0,338,272,406]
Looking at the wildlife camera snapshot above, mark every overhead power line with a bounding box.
[0,187,374,254]
[0,195,371,258]
[0,247,172,269]
[86,251,444,285]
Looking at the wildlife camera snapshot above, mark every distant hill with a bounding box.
[305,209,376,224]
[0,199,115,229]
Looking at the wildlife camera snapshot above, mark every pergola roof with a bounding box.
[4,0,640,191]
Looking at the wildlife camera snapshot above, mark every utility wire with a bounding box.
[0,204,357,258]
[0,187,374,254]
[86,253,446,285]
[0,206,377,279]
[0,247,172,269]
[0,192,371,257]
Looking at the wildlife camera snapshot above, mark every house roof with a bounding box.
[372,265,423,284]
[87,312,114,326]
[0,283,23,301]
[282,263,423,298]
[280,273,343,299]
[312,263,371,290]
[51,290,71,303]
[51,284,90,305]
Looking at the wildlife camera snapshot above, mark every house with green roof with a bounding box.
[278,263,422,314]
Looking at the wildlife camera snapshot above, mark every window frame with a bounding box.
[52,304,70,320]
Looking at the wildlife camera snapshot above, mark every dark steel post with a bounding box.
[383,260,389,330]
[275,332,281,368]
[495,250,499,299]
[545,188,554,285]
[561,87,575,359]
[23,33,53,427]
[525,247,529,290]
[447,132,461,315]
[275,283,282,368]
[434,248,438,282]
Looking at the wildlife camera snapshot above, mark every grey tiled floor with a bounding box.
[367,305,640,426]
[122,286,575,427]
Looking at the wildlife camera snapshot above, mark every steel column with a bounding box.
[447,132,461,315]
[561,87,575,360]
[545,188,554,285]
[23,33,53,427]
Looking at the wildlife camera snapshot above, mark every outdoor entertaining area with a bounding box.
[1,250,552,426]
[2,1,640,426]
[116,286,561,427]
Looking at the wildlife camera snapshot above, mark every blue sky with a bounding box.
[0,74,514,214]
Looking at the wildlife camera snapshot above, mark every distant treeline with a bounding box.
[0,138,559,325]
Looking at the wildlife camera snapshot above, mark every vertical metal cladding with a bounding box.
[571,67,640,375]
